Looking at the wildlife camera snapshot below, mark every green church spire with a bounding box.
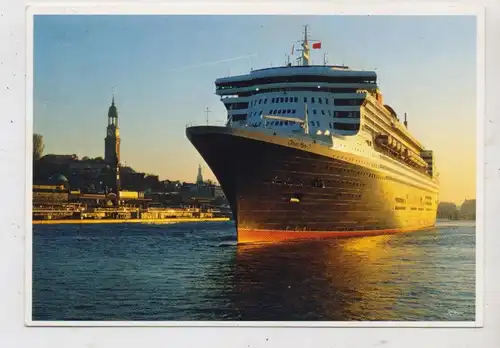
[108,95,118,119]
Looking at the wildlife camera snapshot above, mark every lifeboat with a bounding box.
[389,137,398,149]
[401,146,407,158]
[406,151,428,168]
[375,134,389,147]
[386,136,393,147]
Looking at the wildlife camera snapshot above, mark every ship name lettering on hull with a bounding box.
[288,139,310,150]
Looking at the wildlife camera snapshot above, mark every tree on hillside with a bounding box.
[33,133,44,161]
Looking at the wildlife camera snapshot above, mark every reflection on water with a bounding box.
[222,227,474,321]
[32,221,475,321]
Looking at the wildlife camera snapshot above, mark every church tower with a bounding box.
[104,96,121,194]
[196,164,203,185]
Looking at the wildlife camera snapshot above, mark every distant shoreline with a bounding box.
[32,217,231,225]
[436,218,476,222]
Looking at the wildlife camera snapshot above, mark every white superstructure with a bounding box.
[214,25,438,197]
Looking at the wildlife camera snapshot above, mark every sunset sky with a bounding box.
[33,14,477,204]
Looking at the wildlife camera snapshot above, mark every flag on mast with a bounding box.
[312,42,322,49]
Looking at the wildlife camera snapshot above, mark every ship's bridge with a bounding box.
[214,25,378,141]
[215,66,377,91]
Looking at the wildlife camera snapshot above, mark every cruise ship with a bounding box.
[186,26,439,244]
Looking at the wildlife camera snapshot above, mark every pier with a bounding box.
[32,205,232,224]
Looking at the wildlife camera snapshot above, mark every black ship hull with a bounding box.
[186,126,438,244]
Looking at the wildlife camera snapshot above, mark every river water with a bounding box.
[32,220,475,321]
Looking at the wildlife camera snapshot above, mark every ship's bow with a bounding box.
[186,126,241,222]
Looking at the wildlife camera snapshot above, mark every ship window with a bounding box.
[317,122,321,127]
[259,99,262,104]
[280,121,284,126]
[264,99,268,104]
[292,109,296,114]
[311,97,315,103]
[310,121,315,126]
[266,121,269,126]
[325,98,329,104]
[328,110,332,116]
[334,111,360,118]
[313,109,317,115]
[232,114,247,122]
[334,122,359,131]
[285,121,289,125]
[280,97,284,102]
[259,110,263,115]
[285,97,289,102]
[304,97,307,102]
[321,110,325,115]
[287,109,291,114]
[334,99,364,106]
[295,97,298,102]
[318,98,322,104]
[271,98,275,103]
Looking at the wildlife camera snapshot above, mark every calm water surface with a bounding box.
[32,221,475,321]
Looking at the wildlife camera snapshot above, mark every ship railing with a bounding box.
[185,120,228,128]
